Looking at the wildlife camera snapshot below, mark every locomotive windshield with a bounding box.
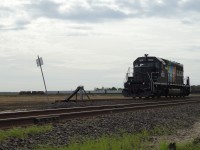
[134,62,155,68]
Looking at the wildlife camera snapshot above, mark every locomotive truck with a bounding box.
[122,54,190,98]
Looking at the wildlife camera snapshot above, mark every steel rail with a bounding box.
[55,97,192,102]
[0,98,195,120]
[0,99,200,129]
[55,98,133,102]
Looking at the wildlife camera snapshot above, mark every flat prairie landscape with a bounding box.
[1,93,199,104]
[0,94,125,111]
[0,93,199,112]
[0,94,126,103]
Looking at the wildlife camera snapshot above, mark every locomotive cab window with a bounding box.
[147,62,154,67]
[134,62,155,67]
[134,63,139,67]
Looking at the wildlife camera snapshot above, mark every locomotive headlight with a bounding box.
[143,82,145,85]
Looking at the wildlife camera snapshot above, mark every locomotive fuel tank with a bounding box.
[168,89,181,96]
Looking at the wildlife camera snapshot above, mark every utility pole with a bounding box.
[36,55,49,101]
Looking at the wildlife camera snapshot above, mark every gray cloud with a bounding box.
[182,0,200,12]
[0,6,13,16]
[66,6,127,22]
[25,0,128,22]
[24,0,200,22]
[25,0,61,19]
[0,4,30,31]
[146,0,179,17]
[0,19,29,31]
[1,0,200,30]
[69,25,93,30]
[0,26,25,31]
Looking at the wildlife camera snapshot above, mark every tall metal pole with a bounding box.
[37,55,49,101]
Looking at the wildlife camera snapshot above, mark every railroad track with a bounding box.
[0,98,199,129]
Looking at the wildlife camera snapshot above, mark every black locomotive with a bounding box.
[123,54,190,98]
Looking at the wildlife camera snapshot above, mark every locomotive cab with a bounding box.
[134,58,161,81]
[123,54,162,97]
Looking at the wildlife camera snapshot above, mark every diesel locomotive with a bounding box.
[123,54,190,98]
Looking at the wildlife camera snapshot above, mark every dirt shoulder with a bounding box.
[157,119,200,144]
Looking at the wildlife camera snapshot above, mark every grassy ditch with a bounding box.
[36,126,200,150]
[36,131,150,150]
[35,128,169,150]
[0,125,53,141]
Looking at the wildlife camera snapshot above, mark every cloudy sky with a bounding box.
[0,0,200,92]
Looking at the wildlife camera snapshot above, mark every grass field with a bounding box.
[0,125,53,141]
[0,94,125,111]
[0,94,125,104]
[0,93,199,104]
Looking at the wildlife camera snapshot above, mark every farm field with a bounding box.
[0,94,126,103]
[0,93,198,115]
[1,93,199,104]
[0,94,126,112]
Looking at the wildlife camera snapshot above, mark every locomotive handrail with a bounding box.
[151,72,159,81]
[147,72,154,93]
[147,72,159,93]
[124,67,133,83]
[154,82,186,86]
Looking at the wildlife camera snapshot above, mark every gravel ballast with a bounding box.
[1,102,200,149]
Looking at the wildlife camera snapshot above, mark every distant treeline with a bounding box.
[19,91,45,95]
[191,85,200,93]
[18,90,123,95]
[94,87,123,91]
[18,86,200,95]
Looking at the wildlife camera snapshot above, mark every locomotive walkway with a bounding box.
[0,97,200,129]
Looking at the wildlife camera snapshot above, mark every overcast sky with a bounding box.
[0,0,200,92]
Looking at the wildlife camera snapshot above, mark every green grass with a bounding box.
[1,125,199,150]
[0,125,53,141]
[36,130,151,150]
[159,141,169,150]
[35,126,200,150]
[151,126,173,136]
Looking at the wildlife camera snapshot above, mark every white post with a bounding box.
[36,55,49,101]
